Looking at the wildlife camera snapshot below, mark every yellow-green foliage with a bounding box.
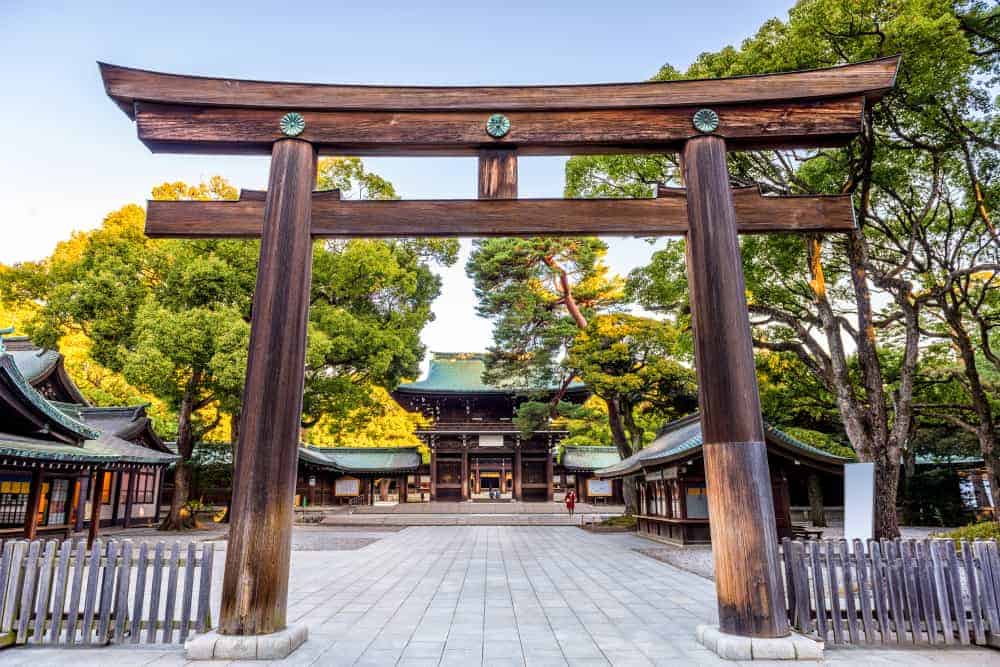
[598,515,637,529]
[936,521,1000,543]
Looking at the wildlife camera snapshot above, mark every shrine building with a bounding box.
[595,413,846,545]
[0,336,175,540]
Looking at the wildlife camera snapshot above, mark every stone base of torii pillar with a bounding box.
[185,624,308,661]
[696,625,823,661]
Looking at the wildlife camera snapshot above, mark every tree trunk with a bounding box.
[873,457,901,538]
[605,396,638,514]
[219,408,240,524]
[806,473,826,527]
[943,298,1000,521]
[159,376,199,531]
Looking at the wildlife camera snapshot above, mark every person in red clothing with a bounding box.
[565,489,577,516]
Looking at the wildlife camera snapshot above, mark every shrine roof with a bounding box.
[395,352,585,395]
[53,403,174,454]
[561,446,621,472]
[0,353,101,442]
[5,336,90,404]
[595,414,848,478]
[0,431,176,466]
[300,446,422,474]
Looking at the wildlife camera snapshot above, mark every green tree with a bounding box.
[2,163,458,530]
[565,0,999,538]
[567,314,696,453]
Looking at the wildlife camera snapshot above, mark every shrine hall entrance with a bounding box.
[470,455,512,501]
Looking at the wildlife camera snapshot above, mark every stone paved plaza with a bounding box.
[0,526,998,666]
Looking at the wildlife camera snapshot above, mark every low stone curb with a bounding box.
[185,624,308,660]
[696,624,823,661]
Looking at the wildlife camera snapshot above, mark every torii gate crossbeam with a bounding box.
[99,57,898,651]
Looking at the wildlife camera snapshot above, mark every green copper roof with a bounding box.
[0,353,101,441]
[0,432,175,465]
[596,414,848,478]
[396,352,584,394]
[8,347,61,383]
[561,446,621,471]
[308,446,422,473]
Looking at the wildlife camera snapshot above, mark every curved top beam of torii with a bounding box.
[98,57,899,156]
[100,57,899,114]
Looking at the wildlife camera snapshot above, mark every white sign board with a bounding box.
[844,462,875,542]
[587,478,613,497]
[478,434,504,447]
[334,477,361,497]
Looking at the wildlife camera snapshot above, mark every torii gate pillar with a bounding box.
[220,139,317,636]
[683,135,789,637]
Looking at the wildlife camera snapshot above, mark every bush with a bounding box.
[935,521,1000,542]
[598,515,637,529]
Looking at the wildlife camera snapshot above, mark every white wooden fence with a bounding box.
[782,537,1000,645]
[0,538,214,647]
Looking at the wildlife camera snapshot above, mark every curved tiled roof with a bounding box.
[561,446,621,471]
[305,446,422,473]
[0,432,175,466]
[53,403,173,454]
[596,413,848,478]
[395,352,585,395]
[0,353,101,441]
[5,337,89,404]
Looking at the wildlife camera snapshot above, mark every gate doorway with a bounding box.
[471,456,512,501]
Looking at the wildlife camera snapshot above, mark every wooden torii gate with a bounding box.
[99,57,897,642]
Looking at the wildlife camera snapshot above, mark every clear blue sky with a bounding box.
[1,0,795,357]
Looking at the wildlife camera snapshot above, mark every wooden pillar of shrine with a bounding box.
[122,469,137,528]
[398,476,407,503]
[429,448,437,501]
[461,450,469,501]
[74,475,87,532]
[23,469,43,540]
[109,472,121,524]
[88,469,103,548]
[220,139,317,637]
[681,135,789,638]
[545,451,554,502]
[513,448,522,501]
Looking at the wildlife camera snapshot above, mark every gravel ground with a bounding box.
[87,523,402,551]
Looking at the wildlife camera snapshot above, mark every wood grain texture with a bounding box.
[100,58,899,116]
[87,471,101,548]
[682,136,789,638]
[131,97,864,155]
[479,149,517,199]
[219,139,317,636]
[22,469,41,540]
[145,189,855,238]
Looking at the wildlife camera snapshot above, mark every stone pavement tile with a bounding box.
[564,659,611,667]
[368,637,409,651]
[525,657,568,667]
[484,638,525,658]
[397,659,442,667]
[485,627,520,642]
[559,642,605,660]
[143,654,189,666]
[602,652,653,667]
[485,658,528,667]
[402,640,446,659]
[356,648,404,665]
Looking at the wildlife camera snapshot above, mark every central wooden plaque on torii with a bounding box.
[100,57,897,643]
